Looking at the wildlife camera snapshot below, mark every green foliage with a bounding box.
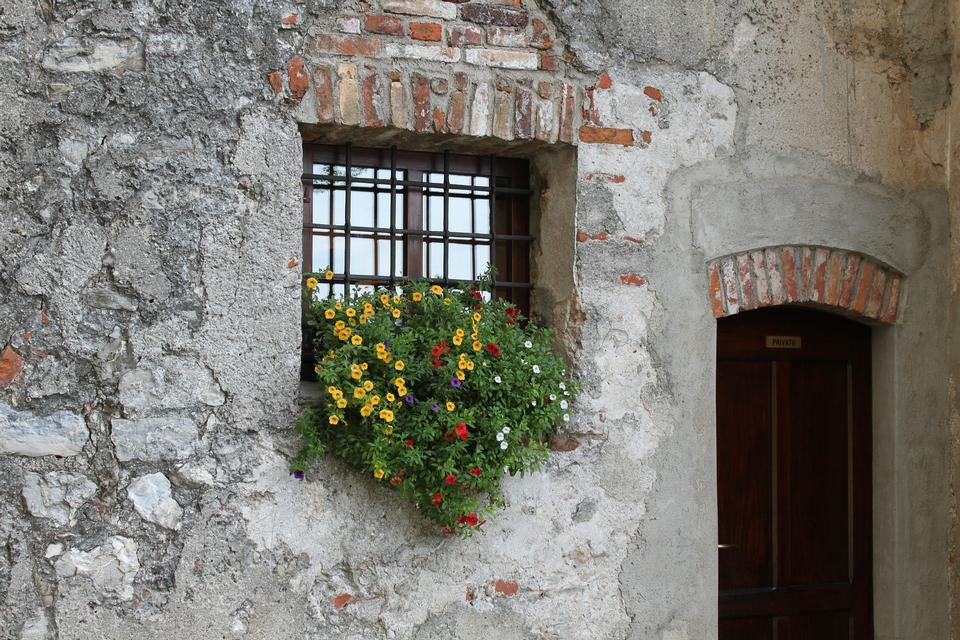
[291,275,577,536]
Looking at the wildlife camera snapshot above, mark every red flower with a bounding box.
[457,513,479,527]
[405,439,414,448]
[505,307,520,325]
[469,287,483,300]
[468,466,482,476]
[432,492,443,505]
[444,474,457,485]
[454,422,469,441]
[443,430,456,442]
[485,342,500,358]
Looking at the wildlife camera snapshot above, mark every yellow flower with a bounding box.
[397,386,407,396]
[324,270,334,281]
[444,298,452,306]
[361,362,368,370]
[363,380,374,391]
[306,277,319,289]
[363,303,374,314]
[359,316,367,324]
[331,389,343,400]
[431,285,443,295]
[455,328,465,337]
[353,387,366,399]
[379,409,394,422]
[471,332,478,341]
[327,385,337,395]
[335,321,345,330]
[455,370,465,381]
[380,293,390,305]
[384,426,394,435]
[348,318,356,327]
[452,335,463,346]
[383,354,392,364]
[394,360,405,371]
[324,309,335,320]
[335,302,342,310]
[472,341,482,352]
[336,398,347,409]
[329,415,339,425]
[445,401,455,412]
[345,307,356,317]
[360,405,373,417]
[314,364,323,374]
[386,393,395,402]
[375,343,386,353]
[466,361,474,371]
[370,395,381,405]
[351,335,362,346]
[351,370,362,380]
[391,308,401,319]
[374,468,385,480]
[412,292,423,302]
[472,312,481,322]
[394,377,405,387]
[458,360,468,371]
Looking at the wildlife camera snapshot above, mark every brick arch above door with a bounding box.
[707,245,903,324]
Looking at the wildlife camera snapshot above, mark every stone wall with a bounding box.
[0,1,955,639]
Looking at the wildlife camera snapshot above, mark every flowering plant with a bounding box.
[291,273,577,535]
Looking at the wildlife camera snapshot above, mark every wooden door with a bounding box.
[717,307,872,639]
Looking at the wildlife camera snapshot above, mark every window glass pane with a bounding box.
[376,169,391,181]
[351,234,375,276]
[376,193,392,228]
[355,167,375,180]
[395,240,403,277]
[448,196,472,234]
[353,284,375,297]
[450,173,471,195]
[427,195,444,232]
[312,189,330,225]
[351,190,374,228]
[311,235,331,272]
[427,243,444,278]
[473,176,489,188]
[376,239,393,277]
[332,236,345,272]
[333,190,345,225]
[448,243,472,281]
[475,244,491,278]
[474,199,490,235]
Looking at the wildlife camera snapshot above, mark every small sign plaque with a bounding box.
[765,335,802,349]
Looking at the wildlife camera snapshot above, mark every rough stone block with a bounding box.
[382,42,461,62]
[410,22,442,41]
[0,402,88,457]
[0,345,25,388]
[464,48,537,69]
[56,537,140,600]
[469,82,491,136]
[448,24,482,46]
[111,416,199,462]
[41,37,144,72]
[364,15,404,36]
[22,471,97,526]
[313,34,381,57]
[118,356,225,417]
[127,472,182,530]
[381,0,456,20]
[487,26,527,47]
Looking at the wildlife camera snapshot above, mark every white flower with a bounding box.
[524,340,532,348]
[559,382,566,390]
[532,365,541,374]
[496,432,505,441]
[531,400,537,406]
[549,394,557,401]
[500,441,508,450]
[563,413,570,422]
[563,390,569,396]
[560,399,568,409]
[502,426,510,434]
[494,375,502,384]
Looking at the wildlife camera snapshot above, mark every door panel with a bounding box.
[717,308,872,639]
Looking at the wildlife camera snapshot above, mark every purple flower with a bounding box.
[450,377,462,388]
[293,470,304,479]
[431,403,440,413]
[384,339,390,349]
[405,393,415,405]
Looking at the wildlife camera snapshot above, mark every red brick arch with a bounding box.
[707,246,903,324]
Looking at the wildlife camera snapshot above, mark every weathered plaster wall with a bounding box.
[0,1,955,640]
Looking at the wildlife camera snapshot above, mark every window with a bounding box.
[301,143,533,377]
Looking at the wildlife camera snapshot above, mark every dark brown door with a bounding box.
[717,307,872,639]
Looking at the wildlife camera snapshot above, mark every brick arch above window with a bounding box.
[707,246,904,324]
[265,1,652,150]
